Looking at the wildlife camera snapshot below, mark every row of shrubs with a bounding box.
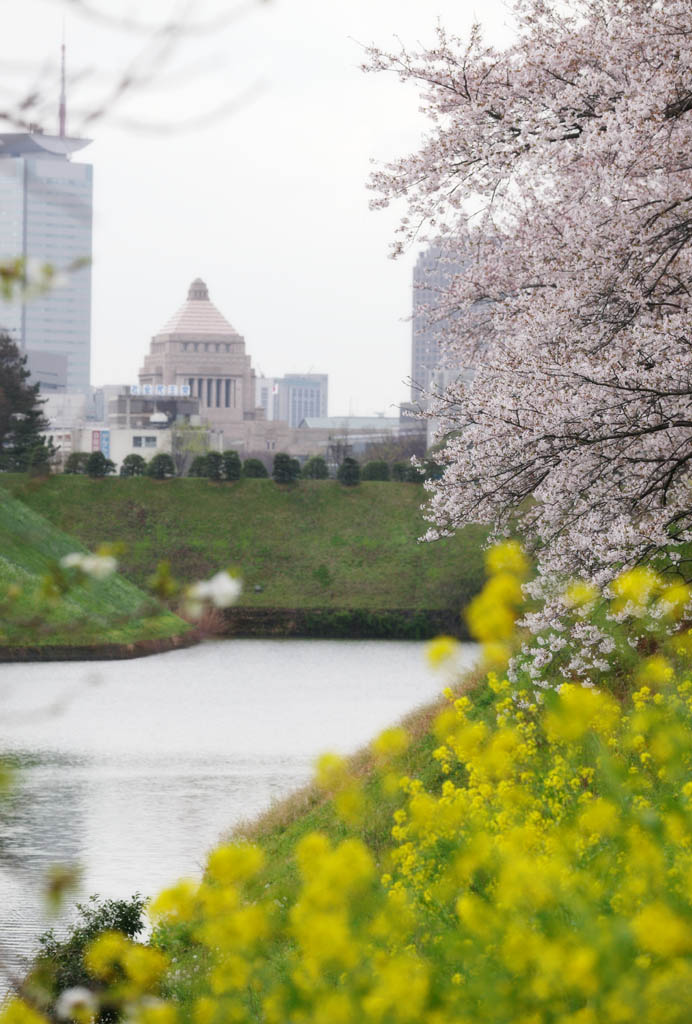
[190,451,441,484]
[62,449,441,483]
[64,451,178,479]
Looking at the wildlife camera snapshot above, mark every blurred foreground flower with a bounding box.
[184,571,242,618]
[55,987,97,1023]
[59,552,118,580]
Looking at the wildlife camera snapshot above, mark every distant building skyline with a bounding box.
[411,245,465,411]
[0,130,93,392]
[256,373,328,428]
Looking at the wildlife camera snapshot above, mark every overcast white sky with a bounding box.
[4,0,515,416]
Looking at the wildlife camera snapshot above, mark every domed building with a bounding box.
[138,278,259,436]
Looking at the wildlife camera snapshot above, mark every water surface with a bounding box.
[0,638,477,973]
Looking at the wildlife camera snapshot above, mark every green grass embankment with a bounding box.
[3,477,487,636]
[0,487,190,653]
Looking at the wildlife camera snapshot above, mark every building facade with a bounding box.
[256,373,328,427]
[411,246,467,411]
[0,131,93,392]
[139,278,258,438]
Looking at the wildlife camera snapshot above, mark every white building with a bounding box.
[0,130,93,392]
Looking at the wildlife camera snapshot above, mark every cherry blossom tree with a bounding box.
[366,0,692,610]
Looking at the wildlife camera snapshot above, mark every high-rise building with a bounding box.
[256,373,328,427]
[0,55,93,393]
[411,246,465,411]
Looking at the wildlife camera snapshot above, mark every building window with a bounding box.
[225,379,230,408]
[145,436,157,448]
[197,378,203,401]
[133,436,143,448]
[207,379,213,406]
[216,378,221,407]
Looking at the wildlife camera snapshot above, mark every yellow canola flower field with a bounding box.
[7,549,692,1023]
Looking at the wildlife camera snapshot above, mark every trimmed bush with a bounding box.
[206,451,224,481]
[120,454,147,477]
[361,460,390,481]
[188,455,209,477]
[302,455,329,479]
[146,452,176,479]
[64,452,90,475]
[337,457,360,486]
[85,451,116,478]
[273,452,300,484]
[243,458,268,478]
[222,450,242,481]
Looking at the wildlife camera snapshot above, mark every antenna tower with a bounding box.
[58,33,67,137]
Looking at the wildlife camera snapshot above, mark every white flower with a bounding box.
[187,571,241,613]
[55,986,97,1021]
[59,552,117,579]
[60,552,85,570]
[206,571,242,607]
[80,554,118,580]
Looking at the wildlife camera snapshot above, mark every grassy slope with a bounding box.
[3,477,487,611]
[156,665,494,1006]
[0,487,188,647]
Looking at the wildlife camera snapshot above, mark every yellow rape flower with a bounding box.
[637,655,674,688]
[426,635,459,667]
[544,685,620,743]
[484,540,528,577]
[0,1000,50,1024]
[148,879,199,924]
[335,783,366,826]
[563,580,599,610]
[84,930,129,981]
[578,798,619,838]
[373,727,410,759]
[206,842,264,886]
[315,752,349,791]
[631,902,692,957]
[611,567,661,609]
[122,945,169,990]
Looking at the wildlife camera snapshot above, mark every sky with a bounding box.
[3,0,516,417]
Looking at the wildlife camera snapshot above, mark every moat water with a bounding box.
[0,638,478,980]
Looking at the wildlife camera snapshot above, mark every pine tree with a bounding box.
[0,334,53,471]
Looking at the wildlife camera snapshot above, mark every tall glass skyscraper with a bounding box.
[0,130,93,392]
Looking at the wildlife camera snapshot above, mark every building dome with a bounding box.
[157,278,242,339]
[187,278,209,301]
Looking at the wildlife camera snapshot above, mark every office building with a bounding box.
[411,246,467,411]
[0,57,93,392]
[256,373,328,427]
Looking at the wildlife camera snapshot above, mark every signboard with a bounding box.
[129,384,191,397]
[91,430,110,456]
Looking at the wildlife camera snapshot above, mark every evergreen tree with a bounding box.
[85,451,116,478]
[361,460,390,481]
[243,458,269,478]
[64,452,90,475]
[337,457,360,486]
[0,334,54,471]
[120,454,147,477]
[206,451,224,481]
[302,455,329,479]
[222,450,242,481]
[273,452,300,484]
[188,455,209,477]
[147,452,176,479]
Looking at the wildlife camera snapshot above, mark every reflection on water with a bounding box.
[0,638,478,976]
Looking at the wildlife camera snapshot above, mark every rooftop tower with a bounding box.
[0,43,93,392]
